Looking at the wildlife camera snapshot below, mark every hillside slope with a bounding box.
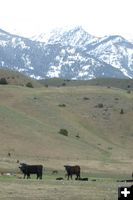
[0,84,133,175]
[0,69,42,87]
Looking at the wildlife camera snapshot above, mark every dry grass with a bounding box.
[0,84,133,175]
[0,83,133,199]
[0,69,42,87]
[0,175,132,200]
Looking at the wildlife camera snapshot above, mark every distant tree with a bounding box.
[127,90,131,94]
[83,97,89,100]
[95,103,103,108]
[8,152,11,157]
[62,82,66,86]
[0,77,8,84]
[58,104,66,107]
[76,134,80,139]
[26,82,34,88]
[59,129,68,136]
[120,108,124,114]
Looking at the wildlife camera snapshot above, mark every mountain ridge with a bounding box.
[0,26,133,79]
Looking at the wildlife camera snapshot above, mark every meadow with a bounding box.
[0,72,133,199]
[0,174,132,200]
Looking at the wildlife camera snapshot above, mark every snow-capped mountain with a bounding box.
[32,26,98,47]
[0,27,133,80]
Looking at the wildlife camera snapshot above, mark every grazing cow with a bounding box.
[64,165,80,180]
[19,163,43,179]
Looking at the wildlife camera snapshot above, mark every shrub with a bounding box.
[83,97,90,100]
[62,83,66,86]
[95,103,103,108]
[108,147,113,150]
[26,82,34,88]
[76,134,80,139]
[120,108,124,114]
[98,103,103,108]
[59,129,68,136]
[127,90,131,94]
[0,77,8,84]
[58,104,66,107]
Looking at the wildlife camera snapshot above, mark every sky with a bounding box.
[0,0,133,39]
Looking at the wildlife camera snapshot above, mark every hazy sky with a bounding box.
[1,0,133,39]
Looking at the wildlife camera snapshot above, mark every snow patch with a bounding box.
[46,66,61,78]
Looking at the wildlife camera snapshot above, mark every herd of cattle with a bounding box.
[18,163,133,182]
[19,163,85,180]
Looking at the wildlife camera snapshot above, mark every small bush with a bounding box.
[76,134,80,139]
[59,129,68,136]
[95,103,103,108]
[0,77,8,84]
[26,82,34,88]
[120,108,124,114]
[108,147,113,150]
[98,103,103,108]
[127,90,131,94]
[83,97,90,100]
[58,104,66,107]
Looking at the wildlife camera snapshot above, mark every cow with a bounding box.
[64,165,80,180]
[19,163,43,179]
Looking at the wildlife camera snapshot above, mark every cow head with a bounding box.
[19,163,27,171]
[64,165,71,171]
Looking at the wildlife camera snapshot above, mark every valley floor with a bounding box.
[0,175,132,200]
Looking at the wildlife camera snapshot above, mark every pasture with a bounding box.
[0,173,132,200]
[0,75,133,199]
[0,159,132,200]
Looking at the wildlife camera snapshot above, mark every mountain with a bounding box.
[32,26,98,46]
[0,27,133,79]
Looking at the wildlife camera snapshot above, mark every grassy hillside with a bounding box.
[0,68,42,87]
[40,77,133,90]
[0,83,133,177]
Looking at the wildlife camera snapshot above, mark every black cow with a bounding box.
[19,163,43,179]
[64,165,80,180]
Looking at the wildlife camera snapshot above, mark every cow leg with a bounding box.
[71,175,73,180]
[36,174,39,179]
[27,174,31,179]
[77,173,80,180]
